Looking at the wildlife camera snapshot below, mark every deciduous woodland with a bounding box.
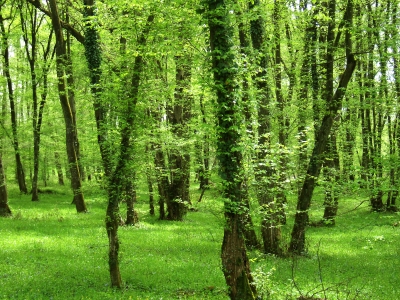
[1,0,400,299]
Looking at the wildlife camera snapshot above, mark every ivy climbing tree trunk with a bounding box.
[48,0,86,213]
[207,1,257,298]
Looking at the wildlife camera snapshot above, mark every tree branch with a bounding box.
[25,0,84,44]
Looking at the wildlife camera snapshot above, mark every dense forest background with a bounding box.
[1,0,400,299]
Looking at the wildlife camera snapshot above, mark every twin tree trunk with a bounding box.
[49,0,86,213]
[208,0,257,298]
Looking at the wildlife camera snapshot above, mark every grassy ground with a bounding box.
[1,182,400,299]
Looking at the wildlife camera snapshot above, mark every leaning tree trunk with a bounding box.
[208,1,257,298]
[0,13,28,194]
[289,54,356,255]
[49,0,86,213]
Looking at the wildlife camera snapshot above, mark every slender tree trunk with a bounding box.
[146,144,155,216]
[154,145,168,220]
[106,11,153,284]
[49,0,86,213]
[322,133,340,223]
[289,54,356,254]
[0,13,28,194]
[54,151,64,185]
[124,179,138,225]
[0,150,9,217]
[20,6,54,201]
[237,10,259,249]
[249,0,282,256]
[391,4,400,211]
[208,1,257,298]
[197,95,210,191]
[274,0,289,225]
[321,0,341,224]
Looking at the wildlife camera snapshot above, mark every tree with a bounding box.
[0,4,28,194]
[207,0,257,298]
[18,1,55,201]
[48,0,87,213]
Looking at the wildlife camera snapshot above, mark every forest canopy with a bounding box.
[1,0,400,299]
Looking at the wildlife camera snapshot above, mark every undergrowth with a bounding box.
[0,181,399,299]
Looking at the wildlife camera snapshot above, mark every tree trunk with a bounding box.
[165,55,192,220]
[124,179,138,225]
[236,7,260,250]
[54,151,64,185]
[289,54,356,254]
[19,6,54,201]
[0,13,28,194]
[83,0,112,178]
[322,133,340,224]
[0,151,10,217]
[208,0,257,297]
[146,144,155,216]
[154,145,168,220]
[249,0,282,256]
[49,0,86,213]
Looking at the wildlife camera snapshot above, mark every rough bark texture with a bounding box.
[49,0,86,213]
[208,0,257,298]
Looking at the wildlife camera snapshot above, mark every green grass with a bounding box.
[1,182,400,299]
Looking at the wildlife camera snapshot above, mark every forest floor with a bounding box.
[1,180,400,299]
